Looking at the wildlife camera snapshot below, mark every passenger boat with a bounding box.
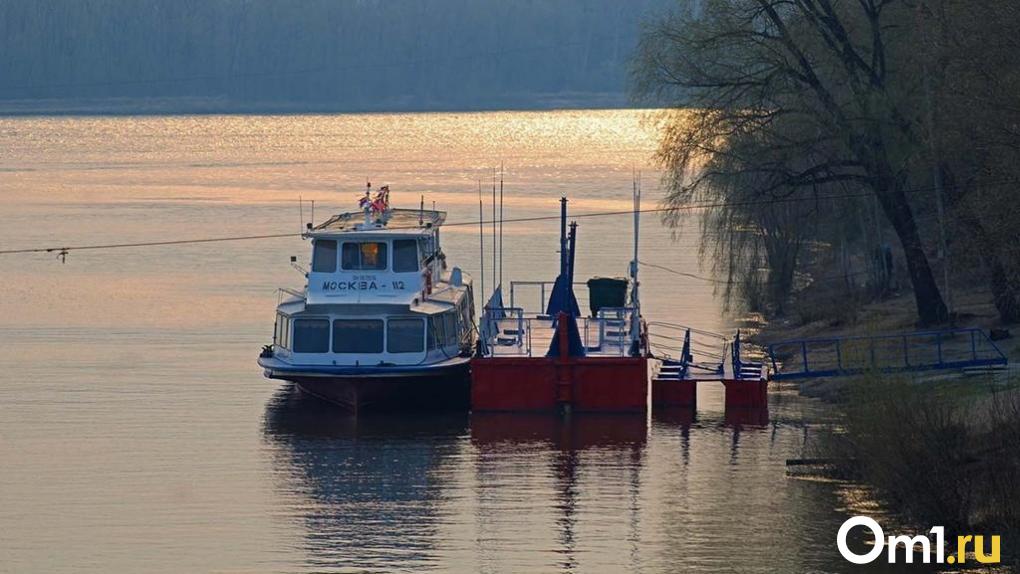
[258,185,476,412]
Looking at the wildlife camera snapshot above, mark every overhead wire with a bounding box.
[0,178,1003,257]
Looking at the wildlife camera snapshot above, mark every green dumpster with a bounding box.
[586,277,628,317]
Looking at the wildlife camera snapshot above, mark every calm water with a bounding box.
[1,111,888,573]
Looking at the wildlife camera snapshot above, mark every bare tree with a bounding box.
[635,0,950,324]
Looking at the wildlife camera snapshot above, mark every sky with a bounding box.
[0,0,676,113]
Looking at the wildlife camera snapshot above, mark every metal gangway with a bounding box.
[766,328,1008,380]
[648,323,765,382]
[648,322,768,409]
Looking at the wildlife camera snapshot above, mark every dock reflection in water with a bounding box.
[262,384,863,573]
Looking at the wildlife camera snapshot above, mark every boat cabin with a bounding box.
[268,208,474,368]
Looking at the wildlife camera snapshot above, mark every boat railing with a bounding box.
[482,306,638,358]
[508,280,590,316]
[646,321,729,374]
[767,327,1008,380]
[276,287,306,305]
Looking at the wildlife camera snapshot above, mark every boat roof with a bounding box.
[310,208,446,237]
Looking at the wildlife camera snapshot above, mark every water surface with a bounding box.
[3,110,875,573]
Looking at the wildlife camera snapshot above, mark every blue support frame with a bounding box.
[768,328,1007,380]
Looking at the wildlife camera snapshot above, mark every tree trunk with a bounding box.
[850,129,949,325]
[940,165,1020,323]
[873,179,949,325]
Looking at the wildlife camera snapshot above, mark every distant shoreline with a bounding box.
[0,95,666,117]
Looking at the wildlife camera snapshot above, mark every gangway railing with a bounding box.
[648,324,765,383]
[480,306,637,358]
[647,321,729,378]
[767,328,1008,380]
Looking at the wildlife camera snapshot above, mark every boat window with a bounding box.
[428,315,442,350]
[293,318,330,353]
[311,240,338,273]
[387,317,425,353]
[281,316,291,349]
[332,319,383,353]
[393,239,419,272]
[342,242,388,271]
[444,312,458,345]
[274,314,283,346]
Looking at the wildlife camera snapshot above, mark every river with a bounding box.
[1,110,902,572]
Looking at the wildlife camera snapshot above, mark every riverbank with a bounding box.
[752,286,1020,402]
[755,287,1020,566]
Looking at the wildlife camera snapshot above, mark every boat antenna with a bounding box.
[631,171,642,350]
[478,179,485,303]
[491,168,497,290]
[310,200,315,229]
[419,194,424,227]
[499,162,504,288]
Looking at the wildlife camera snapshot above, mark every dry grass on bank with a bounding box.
[820,374,1020,561]
[762,284,1020,563]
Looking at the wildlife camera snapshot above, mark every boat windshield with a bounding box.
[311,240,338,273]
[392,239,419,272]
[342,242,388,270]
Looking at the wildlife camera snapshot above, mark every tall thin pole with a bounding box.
[499,163,504,288]
[559,197,569,313]
[631,172,642,348]
[478,180,485,303]
[492,168,497,289]
[559,197,568,277]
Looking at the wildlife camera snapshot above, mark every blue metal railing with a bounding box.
[767,328,1008,380]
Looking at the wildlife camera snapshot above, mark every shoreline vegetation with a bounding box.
[754,287,1020,565]
[633,0,1020,567]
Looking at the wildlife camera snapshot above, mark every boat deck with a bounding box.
[483,311,635,358]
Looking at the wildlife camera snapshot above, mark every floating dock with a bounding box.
[471,196,649,413]
[469,193,768,416]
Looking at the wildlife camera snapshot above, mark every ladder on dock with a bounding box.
[766,328,1008,380]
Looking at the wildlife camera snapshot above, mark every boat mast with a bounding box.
[499,163,504,288]
[631,173,642,350]
[492,168,497,291]
[478,180,485,305]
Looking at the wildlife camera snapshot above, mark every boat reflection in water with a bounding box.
[262,385,468,572]
[263,385,651,572]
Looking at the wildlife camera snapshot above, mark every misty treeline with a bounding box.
[635,0,1020,326]
[1,0,670,111]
